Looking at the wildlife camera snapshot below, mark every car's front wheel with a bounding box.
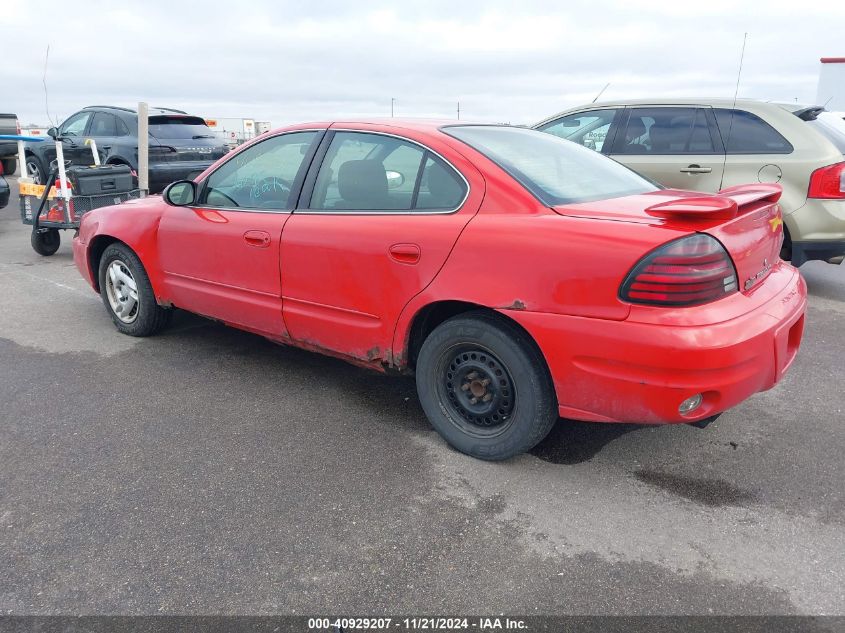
[416,312,558,460]
[25,156,45,184]
[98,243,171,336]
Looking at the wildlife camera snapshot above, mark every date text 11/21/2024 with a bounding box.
[308,617,528,630]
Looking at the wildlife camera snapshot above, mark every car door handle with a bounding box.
[244,230,271,248]
[389,243,421,264]
[680,165,712,174]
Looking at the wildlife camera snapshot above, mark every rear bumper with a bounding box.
[506,264,807,424]
[787,199,845,264]
[791,239,845,266]
[0,141,16,157]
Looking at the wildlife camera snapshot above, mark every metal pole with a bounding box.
[17,140,27,180]
[391,98,395,117]
[55,141,70,200]
[137,101,149,196]
[457,101,460,120]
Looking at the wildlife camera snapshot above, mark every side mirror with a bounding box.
[163,180,196,206]
[47,127,58,139]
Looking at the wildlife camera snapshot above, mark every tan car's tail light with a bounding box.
[808,162,845,199]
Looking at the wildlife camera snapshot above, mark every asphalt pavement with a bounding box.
[0,174,843,616]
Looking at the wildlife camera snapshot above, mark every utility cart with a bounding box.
[3,134,140,256]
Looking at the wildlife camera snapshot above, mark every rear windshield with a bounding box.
[808,113,845,153]
[444,125,658,205]
[148,115,215,140]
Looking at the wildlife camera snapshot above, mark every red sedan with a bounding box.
[73,120,807,460]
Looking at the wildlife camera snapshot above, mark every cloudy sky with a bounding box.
[1,0,841,127]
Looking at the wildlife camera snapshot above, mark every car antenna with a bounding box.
[592,83,610,103]
[43,44,57,128]
[720,32,747,190]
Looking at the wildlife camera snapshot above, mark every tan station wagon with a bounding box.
[535,99,845,265]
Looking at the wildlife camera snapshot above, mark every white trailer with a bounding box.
[817,57,845,111]
[203,117,257,148]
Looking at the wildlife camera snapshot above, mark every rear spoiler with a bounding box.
[645,184,782,221]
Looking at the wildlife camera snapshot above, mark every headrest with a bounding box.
[337,160,387,207]
[626,118,646,140]
[649,121,688,152]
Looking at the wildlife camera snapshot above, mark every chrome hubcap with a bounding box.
[105,260,139,323]
[27,161,42,184]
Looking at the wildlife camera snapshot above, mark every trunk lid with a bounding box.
[555,184,785,294]
[148,115,228,163]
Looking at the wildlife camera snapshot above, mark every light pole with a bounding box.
[391,97,396,117]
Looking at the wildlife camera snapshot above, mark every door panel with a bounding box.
[158,207,290,334]
[281,131,483,362]
[156,130,321,335]
[610,106,726,193]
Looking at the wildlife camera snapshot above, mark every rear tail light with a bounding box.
[620,234,738,307]
[0,161,4,175]
[808,162,845,199]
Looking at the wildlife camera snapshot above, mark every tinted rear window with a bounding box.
[807,113,845,153]
[714,109,793,154]
[148,115,215,140]
[444,125,658,205]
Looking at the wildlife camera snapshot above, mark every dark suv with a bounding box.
[24,106,229,193]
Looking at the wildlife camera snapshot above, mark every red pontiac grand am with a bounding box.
[73,120,807,460]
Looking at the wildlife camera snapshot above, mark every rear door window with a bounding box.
[615,107,718,155]
[536,109,619,153]
[89,113,118,137]
[714,109,793,154]
[308,132,466,212]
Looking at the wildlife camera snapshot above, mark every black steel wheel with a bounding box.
[439,345,516,436]
[416,311,558,460]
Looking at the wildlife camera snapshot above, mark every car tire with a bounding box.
[98,243,171,336]
[2,158,16,175]
[25,155,46,184]
[416,311,558,461]
[30,229,61,256]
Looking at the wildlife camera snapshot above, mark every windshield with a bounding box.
[808,113,845,154]
[444,125,658,205]
[148,115,216,140]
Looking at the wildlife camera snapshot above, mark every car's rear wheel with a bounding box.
[98,243,171,336]
[25,156,45,184]
[31,229,60,256]
[416,311,558,460]
[2,158,16,175]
